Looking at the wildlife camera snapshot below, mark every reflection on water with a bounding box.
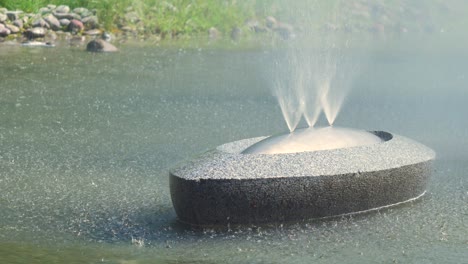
[0,37,467,263]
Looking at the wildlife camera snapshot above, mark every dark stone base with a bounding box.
[170,131,435,226]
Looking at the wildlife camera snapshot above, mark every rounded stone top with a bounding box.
[242,127,383,154]
[170,130,435,180]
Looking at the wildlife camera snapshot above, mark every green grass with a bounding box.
[1,0,468,37]
[0,0,267,35]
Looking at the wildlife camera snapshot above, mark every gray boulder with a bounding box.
[80,10,94,18]
[68,19,84,33]
[56,5,70,14]
[6,11,22,21]
[13,19,23,29]
[53,12,80,20]
[0,27,10,37]
[25,27,46,39]
[82,16,99,29]
[0,13,7,23]
[47,4,57,10]
[5,24,19,34]
[86,39,118,52]
[83,29,102,36]
[73,8,92,18]
[73,7,88,14]
[0,8,7,14]
[32,17,50,28]
[44,14,61,30]
[59,19,70,27]
[39,7,50,14]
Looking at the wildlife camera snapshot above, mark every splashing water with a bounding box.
[273,36,359,131]
[273,50,308,132]
[271,1,364,132]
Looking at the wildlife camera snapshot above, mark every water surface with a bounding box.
[0,37,467,263]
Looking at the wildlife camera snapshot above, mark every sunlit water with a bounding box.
[0,37,467,263]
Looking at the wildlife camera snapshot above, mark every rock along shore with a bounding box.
[1,1,448,51]
[0,5,121,52]
[0,4,296,52]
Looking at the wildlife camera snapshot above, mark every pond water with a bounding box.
[0,36,467,263]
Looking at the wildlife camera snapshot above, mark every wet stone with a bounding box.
[32,17,49,28]
[80,10,94,18]
[13,19,23,29]
[53,12,80,20]
[44,14,61,31]
[82,16,99,29]
[59,19,70,27]
[39,7,50,15]
[0,13,7,23]
[25,27,46,39]
[83,29,102,36]
[68,19,84,33]
[55,5,70,14]
[6,11,22,21]
[73,7,88,15]
[86,39,118,52]
[5,24,19,34]
[0,27,10,37]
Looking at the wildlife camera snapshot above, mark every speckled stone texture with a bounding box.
[170,131,435,226]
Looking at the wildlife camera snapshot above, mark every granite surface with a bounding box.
[171,131,435,180]
[169,131,435,225]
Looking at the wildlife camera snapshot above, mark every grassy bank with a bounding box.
[0,0,271,34]
[1,0,467,38]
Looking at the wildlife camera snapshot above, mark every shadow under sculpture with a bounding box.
[170,127,435,226]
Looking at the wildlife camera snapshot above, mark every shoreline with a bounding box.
[0,4,296,51]
[0,2,462,51]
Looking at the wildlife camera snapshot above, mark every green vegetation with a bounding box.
[1,0,467,38]
[0,0,276,34]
